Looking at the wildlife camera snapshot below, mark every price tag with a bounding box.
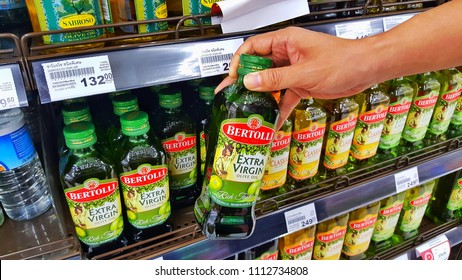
[394,166,419,193]
[383,15,414,32]
[196,38,244,77]
[284,203,317,234]
[335,21,373,39]
[42,55,116,102]
[0,68,20,109]
[416,235,451,260]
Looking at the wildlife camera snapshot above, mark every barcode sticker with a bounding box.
[335,21,373,39]
[196,38,243,77]
[0,68,20,109]
[284,203,317,234]
[416,235,450,260]
[42,55,116,102]
[394,166,419,193]
[383,15,414,32]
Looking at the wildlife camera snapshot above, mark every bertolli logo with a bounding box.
[66,179,118,203]
[222,115,275,145]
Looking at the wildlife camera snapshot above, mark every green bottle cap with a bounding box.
[62,102,92,125]
[63,121,97,149]
[158,87,183,109]
[112,93,139,116]
[198,81,216,101]
[120,110,150,136]
[237,54,273,76]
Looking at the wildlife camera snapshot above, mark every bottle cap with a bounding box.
[62,102,92,125]
[120,111,150,136]
[63,121,97,149]
[198,81,216,101]
[158,87,183,109]
[237,54,273,76]
[112,93,139,116]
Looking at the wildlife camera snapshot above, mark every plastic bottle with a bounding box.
[278,225,316,260]
[0,108,52,221]
[312,213,349,260]
[117,110,172,242]
[155,87,199,209]
[200,54,279,239]
[60,121,127,258]
[0,0,33,49]
[426,170,462,223]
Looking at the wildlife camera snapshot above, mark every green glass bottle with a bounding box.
[60,121,127,259]
[117,111,172,243]
[200,54,279,239]
[399,72,440,153]
[59,101,93,155]
[424,68,462,145]
[155,87,199,209]
[374,77,414,161]
[392,180,436,244]
[426,170,462,223]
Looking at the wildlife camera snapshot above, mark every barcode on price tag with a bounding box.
[383,15,414,32]
[416,235,451,260]
[0,68,20,109]
[335,21,373,39]
[196,38,243,77]
[394,166,419,193]
[284,203,317,234]
[42,55,116,102]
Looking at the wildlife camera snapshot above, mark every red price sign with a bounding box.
[416,235,451,260]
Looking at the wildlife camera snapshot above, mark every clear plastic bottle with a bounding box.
[0,0,33,48]
[0,108,52,221]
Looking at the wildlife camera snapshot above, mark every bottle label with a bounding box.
[0,0,26,9]
[120,164,170,229]
[401,90,439,142]
[428,88,461,135]
[323,113,358,170]
[34,0,105,44]
[400,187,433,232]
[261,130,291,190]
[162,132,197,190]
[447,178,462,211]
[342,213,378,256]
[313,225,347,260]
[0,125,35,171]
[209,115,274,207]
[183,0,220,26]
[199,131,206,175]
[64,178,123,246]
[282,237,315,260]
[351,105,388,159]
[450,97,462,125]
[372,201,404,242]
[379,97,412,149]
[133,0,168,33]
[288,123,325,180]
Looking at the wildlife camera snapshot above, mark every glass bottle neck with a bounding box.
[70,145,97,156]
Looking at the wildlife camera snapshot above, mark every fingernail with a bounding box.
[244,73,262,89]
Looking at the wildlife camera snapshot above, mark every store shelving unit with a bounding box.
[1,0,460,260]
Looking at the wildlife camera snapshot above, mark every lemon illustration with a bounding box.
[209,175,223,191]
[127,210,137,220]
[75,227,87,238]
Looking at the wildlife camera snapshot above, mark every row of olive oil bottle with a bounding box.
[244,170,462,260]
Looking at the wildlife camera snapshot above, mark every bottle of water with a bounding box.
[0,108,52,221]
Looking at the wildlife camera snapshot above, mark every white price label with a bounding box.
[394,166,419,193]
[196,38,243,77]
[284,203,317,234]
[0,68,20,109]
[383,15,414,32]
[416,235,451,260]
[42,56,116,102]
[335,21,373,39]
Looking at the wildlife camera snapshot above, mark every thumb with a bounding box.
[243,65,306,92]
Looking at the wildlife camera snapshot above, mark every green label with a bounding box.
[401,90,439,142]
[183,0,221,26]
[64,178,123,246]
[162,133,197,190]
[120,164,170,229]
[450,96,462,125]
[428,88,462,135]
[372,201,403,242]
[34,0,105,44]
[400,185,434,232]
[134,0,168,33]
[209,115,275,207]
[379,97,412,149]
[447,178,462,211]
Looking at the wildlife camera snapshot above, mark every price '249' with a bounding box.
[80,73,113,87]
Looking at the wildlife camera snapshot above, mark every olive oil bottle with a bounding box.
[447,95,462,138]
[399,72,440,153]
[425,170,462,223]
[200,54,279,239]
[312,213,349,260]
[314,98,359,181]
[243,239,279,260]
[60,121,127,259]
[278,225,316,260]
[284,98,326,190]
[347,84,390,170]
[117,111,172,243]
[59,101,93,156]
[341,201,380,260]
[155,87,199,209]
[374,77,414,161]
